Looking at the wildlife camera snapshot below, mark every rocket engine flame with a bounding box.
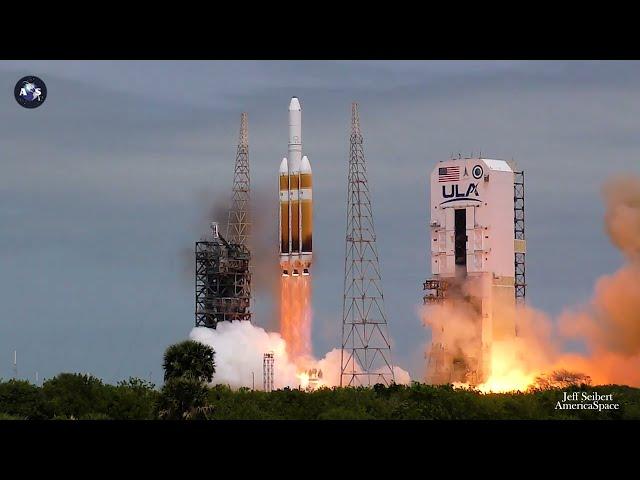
[280,275,313,363]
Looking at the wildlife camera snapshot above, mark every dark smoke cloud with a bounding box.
[178,188,230,282]
[246,188,281,331]
[179,186,280,330]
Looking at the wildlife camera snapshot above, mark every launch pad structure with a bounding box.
[195,113,252,329]
[195,223,251,328]
[424,157,526,386]
[514,170,526,304]
[423,167,526,306]
[263,352,274,392]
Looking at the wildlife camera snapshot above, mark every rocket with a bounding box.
[279,96,312,276]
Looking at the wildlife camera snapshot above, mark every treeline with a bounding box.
[1,375,638,420]
[0,375,158,420]
[206,383,640,420]
[1,341,637,420]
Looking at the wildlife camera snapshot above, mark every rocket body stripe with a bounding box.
[301,199,312,252]
[280,204,289,253]
[279,157,289,255]
[291,198,300,252]
[299,164,312,253]
[299,174,312,189]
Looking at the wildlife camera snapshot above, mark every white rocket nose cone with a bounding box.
[279,157,288,174]
[300,155,312,174]
[289,96,301,111]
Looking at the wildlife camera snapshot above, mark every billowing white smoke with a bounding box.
[190,323,298,389]
[189,322,411,389]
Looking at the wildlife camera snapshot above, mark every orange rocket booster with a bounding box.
[279,97,312,276]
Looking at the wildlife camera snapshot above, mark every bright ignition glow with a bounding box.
[453,342,541,393]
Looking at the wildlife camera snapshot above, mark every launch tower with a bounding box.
[424,156,525,385]
[195,114,252,328]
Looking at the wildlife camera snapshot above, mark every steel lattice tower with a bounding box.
[340,102,395,387]
[514,170,526,304]
[263,352,274,392]
[194,113,252,329]
[227,112,251,245]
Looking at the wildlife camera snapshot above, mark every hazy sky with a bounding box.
[1,60,638,385]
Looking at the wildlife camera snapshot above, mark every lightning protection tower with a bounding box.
[340,102,395,387]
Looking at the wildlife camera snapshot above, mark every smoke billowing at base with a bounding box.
[422,175,640,391]
[189,322,410,390]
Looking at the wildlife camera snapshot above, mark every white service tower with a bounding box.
[424,157,525,385]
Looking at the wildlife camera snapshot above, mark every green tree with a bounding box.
[0,380,46,419]
[0,412,24,420]
[105,377,159,420]
[156,377,211,420]
[163,340,216,383]
[42,373,108,419]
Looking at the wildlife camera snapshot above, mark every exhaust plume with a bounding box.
[557,174,640,385]
[190,322,410,390]
[280,276,312,362]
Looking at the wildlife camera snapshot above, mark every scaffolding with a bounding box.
[194,113,252,329]
[263,352,274,392]
[195,223,251,328]
[514,170,526,303]
[423,279,449,305]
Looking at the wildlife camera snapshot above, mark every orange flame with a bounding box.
[280,275,312,364]
[475,341,541,393]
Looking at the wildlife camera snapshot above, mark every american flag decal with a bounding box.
[438,166,460,182]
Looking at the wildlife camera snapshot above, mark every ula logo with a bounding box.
[14,75,47,109]
[441,183,481,204]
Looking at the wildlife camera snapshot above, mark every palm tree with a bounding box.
[162,340,216,384]
[156,377,212,420]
